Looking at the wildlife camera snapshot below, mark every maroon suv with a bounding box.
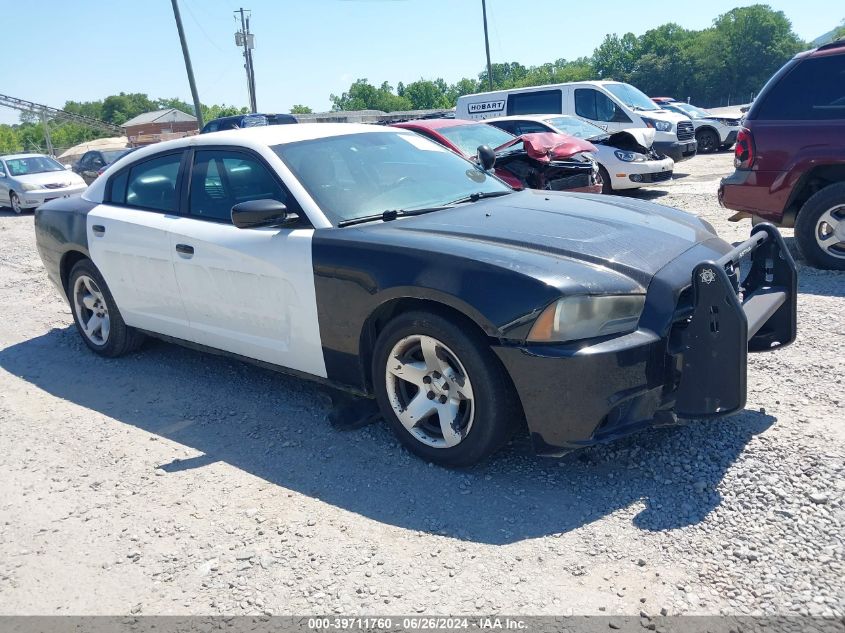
[719,40,845,269]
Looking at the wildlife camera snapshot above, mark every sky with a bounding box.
[1,0,842,125]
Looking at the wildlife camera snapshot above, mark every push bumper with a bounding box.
[495,224,797,456]
[654,139,697,163]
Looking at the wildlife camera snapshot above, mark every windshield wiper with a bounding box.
[337,191,514,227]
[446,190,514,205]
[337,205,452,228]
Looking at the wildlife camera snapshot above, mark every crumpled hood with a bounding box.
[11,171,84,188]
[495,132,596,162]
[609,127,655,150]
[359,189,727,287]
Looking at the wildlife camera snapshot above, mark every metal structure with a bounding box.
[0,93,122,156]
[235,7,257,112]
[170,0,204,129]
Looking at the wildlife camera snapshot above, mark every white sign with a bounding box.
[468,100,505,114]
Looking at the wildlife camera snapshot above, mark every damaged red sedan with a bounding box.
[392,118,602,193]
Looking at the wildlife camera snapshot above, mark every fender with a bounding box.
[33,197,96,294]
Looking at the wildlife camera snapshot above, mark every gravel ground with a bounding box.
[0,151,842,617]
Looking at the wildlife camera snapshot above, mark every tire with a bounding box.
[68,259,145,356]
[695,129,719,154]
[794,182,845,270]
[372,310,522,467]
[9,191,22,214]
[598,165,613,194]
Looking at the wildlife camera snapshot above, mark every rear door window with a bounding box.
[118,153,182,212]
[756,54,845,120]
[506,89,562,116]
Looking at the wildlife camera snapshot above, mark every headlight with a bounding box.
[614,150,646,162]
[21,182,41,191]
[641,117,672,132]
[527,295,646,343]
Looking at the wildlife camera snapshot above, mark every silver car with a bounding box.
[0,153,87,214]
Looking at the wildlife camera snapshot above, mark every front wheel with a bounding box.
[598,165,613,194]
[9,191,22,214]
[372,311,521,466]
[695,129,719,154]
[794,182,845,270]
[68,259,145,356]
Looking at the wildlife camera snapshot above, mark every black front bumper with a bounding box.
[494,224,797,456]
[654,139,698,162]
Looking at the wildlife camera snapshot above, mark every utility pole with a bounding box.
[170,0,204,129]
[235,8,257,112]
[40,110,54,156]
[481,0,493,91]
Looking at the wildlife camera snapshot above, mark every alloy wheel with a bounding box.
[815,205,845,260]
[384,334,475,448]
[73,275,111,345]
[10,193,22,214]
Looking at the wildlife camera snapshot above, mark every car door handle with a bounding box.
[175,243,194,256]
[92,225,105,236]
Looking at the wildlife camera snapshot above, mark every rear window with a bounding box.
[506,89,562,116]
[755,54,845,120]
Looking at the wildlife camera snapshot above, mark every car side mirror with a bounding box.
[64,164,72,170]
[477,145,496,171]
[231,199,298,229]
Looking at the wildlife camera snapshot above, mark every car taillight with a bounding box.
[734,127,755,169]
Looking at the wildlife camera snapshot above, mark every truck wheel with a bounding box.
[695,129,719,154]
[372,310,521,467]
[794,182,845,270]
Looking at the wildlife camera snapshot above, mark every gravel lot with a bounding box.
[0,151,842,617]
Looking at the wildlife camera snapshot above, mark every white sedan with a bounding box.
[486,115,674,194]
[0,153,87,213]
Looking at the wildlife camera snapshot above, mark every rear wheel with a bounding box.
[794,182,845,270]
[9,191,22,214]
[372,311,521,466]
[68,259,145,356]
[695,128,719,154]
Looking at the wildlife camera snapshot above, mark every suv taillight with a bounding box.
[734,127,755,169]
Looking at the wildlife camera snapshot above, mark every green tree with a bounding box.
[477,62,529,90]
[101,93,157,125]
[330,79,412,112]
[592,32,640,80]
[156,97,195,115]
[400,79,451,109]
[290,104,312,114]
[711,5,804,103]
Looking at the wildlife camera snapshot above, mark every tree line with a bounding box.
[330,5,832,112]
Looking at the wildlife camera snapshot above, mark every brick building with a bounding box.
[122,108,198,146]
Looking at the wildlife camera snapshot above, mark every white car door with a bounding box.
[87,151,192,340]
[167,148,326,379]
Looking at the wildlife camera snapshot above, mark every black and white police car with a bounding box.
[34,123,797,466]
